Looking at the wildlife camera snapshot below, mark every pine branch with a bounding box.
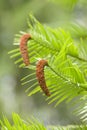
[9,15,87,123]
[8,15,87,68]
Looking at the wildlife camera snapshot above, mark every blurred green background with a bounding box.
[0,0,87,126]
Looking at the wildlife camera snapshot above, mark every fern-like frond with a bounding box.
[20,38,87,122]
[0,113,47,130]
[9,15,87,123]
[69,23,87,40]
[28,15,79,58]
[0,113,87,130]
[67,23,87,61]
[72,94,87,123]
[9,15,87,67]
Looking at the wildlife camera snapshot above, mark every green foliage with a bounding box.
[49,0,78,9]
[9,15,87,123]
[0,113,87,130]
[0,113,46,130]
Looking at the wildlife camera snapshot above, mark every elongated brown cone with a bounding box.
[20,34,31,66]
[36,60,51,96]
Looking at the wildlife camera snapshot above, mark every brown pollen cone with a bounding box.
[36,60,51,96]
[20,34,31,66]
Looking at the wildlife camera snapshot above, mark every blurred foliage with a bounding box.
[0,113,87,130]
[49,0,78,9]
[0,0,87,127]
